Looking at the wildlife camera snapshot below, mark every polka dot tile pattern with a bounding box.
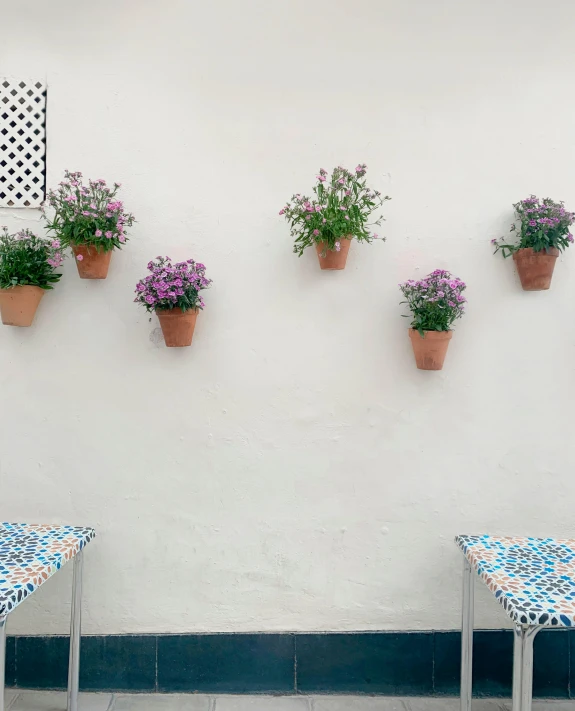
[456,534,575,627]
[0,523,95,617]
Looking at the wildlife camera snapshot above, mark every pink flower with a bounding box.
[105,231,113,238]
[279,209,285,215]
[355,164,364,172]
[322,218,326,223]
[119,235,126,243]
[338,178,345,185]
[76,254,84,261]
[317,175,326,182]
[313,229,320,236]
[306,215,311,220]
[340,206,346,211]
[95,229,103,237]
[335,242,341,252]
[345,215,349,220]
[373,233,378,239]
[51,239,60,248]
[345,190,351,196]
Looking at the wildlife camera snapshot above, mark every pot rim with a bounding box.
[513,246,560,259]
[408,328,453,340]
[156,306,199,316]
[0,284,47,293]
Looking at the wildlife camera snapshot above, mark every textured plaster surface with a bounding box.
[2,0,575,633]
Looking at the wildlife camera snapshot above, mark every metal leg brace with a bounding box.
[512,624,541,711]
[461,557,474,711]
[67,552,83,711]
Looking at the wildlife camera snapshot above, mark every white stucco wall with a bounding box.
[2,0,575,635]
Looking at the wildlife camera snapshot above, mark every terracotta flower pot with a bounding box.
[157,307,198,347]
[315,238,351,270]
[0,285,45,327]
[409,329,453,371]
[512,247,559,291]
[71,244,113,279]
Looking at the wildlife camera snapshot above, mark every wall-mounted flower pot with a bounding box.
[409,329,452,371]
[71,245,113,279]
[315,238,351,270]
[513,247,558,291]
[157,307,198,347]
[0,285,45,327]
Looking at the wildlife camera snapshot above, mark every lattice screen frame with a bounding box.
[0,78,47,208]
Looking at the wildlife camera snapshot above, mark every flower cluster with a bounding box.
[399,270,466,334]
[134,256,212,313]
[43,170,135,253]
[492,196,575,257]
[280,165,390,256]
[0,227,64,290]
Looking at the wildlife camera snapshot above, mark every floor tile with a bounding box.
[5,691,19,710]
[10,691,112,711]
[312,696,408,710]
[215,697,309,711]
[498,704,575,711]
[403,700,505,711]
[114,695,212,711]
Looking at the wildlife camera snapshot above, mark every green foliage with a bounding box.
[43,170,135,253]
[493,196,575,258]
[280,165,390,256]
[0,227,63,290]
[399,270,466,336]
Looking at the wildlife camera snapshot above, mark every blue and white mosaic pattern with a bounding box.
[456,534,575,627]
[0,523,95,617]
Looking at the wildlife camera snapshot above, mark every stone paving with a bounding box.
[5,691,575,711]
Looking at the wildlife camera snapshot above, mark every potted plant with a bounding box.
[279,164,390,270]
[43,170,135,279]
[134,256,212,347]
[399,270,466,371]
[492,196,575,290]
[0,227,63,326]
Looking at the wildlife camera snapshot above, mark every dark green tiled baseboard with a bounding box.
[4,630,574,696]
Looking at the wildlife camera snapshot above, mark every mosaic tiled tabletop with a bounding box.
[0,523,95,617]
[456,534,575,627]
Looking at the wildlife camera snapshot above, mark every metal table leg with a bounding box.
[461,557,474,711]
[512,624,541,711]
[67,552,83,711]
[0,617,6,711]
[512,624,523,711]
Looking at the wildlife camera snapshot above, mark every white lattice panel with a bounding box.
[0,78,46,208]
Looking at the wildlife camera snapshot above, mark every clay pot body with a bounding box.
[71,244,113,279]
[0,285,45,327]
[409,329,453,371]
[157,307,199,347]
[513,247,559,291]
[315,238,351,270]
